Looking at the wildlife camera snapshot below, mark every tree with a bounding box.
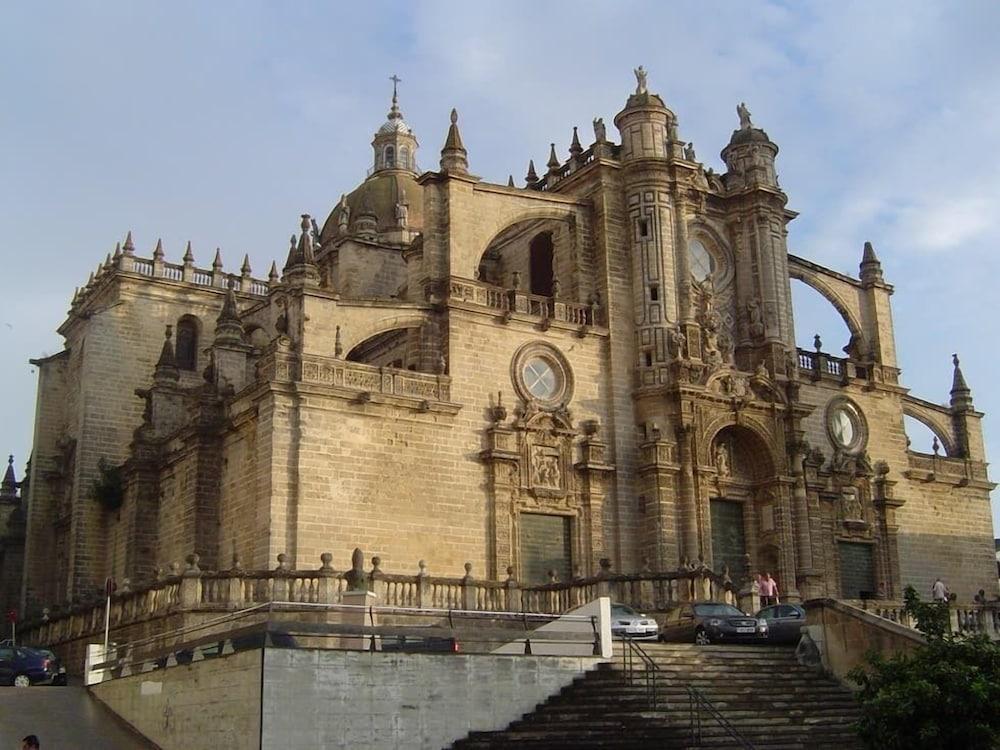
[849,587,1000,749]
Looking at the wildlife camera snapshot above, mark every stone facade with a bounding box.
[17,72,997,617]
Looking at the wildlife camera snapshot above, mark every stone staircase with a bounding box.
[449,643,863,749]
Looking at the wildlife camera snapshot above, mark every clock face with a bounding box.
[689,239,713,282]
[522,357,559,400]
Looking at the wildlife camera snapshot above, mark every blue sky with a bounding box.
[1,1,998,530]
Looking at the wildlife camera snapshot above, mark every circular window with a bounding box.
[512,343,573,408]
[689,239,714,282]
[825,398,867,454]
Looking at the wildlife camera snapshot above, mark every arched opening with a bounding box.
[244,325,270,351]
[529,233,554,296]
[384,145,395,169]
[346,326,428,371]
[399,146,410,170]
[710,425,778,584]
[175,316,200,371]
[904,414,949,455]
[790,278,855,355]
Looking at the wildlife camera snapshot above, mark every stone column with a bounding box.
[788,442,816,583]
[676,424,700,562]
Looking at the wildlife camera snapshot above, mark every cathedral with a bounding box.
[18,70,997,617]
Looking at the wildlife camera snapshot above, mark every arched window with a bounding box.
[529,233,554,297]
[175,316,199,371]
[384,146,395,169]
[688,239,714,282]
[399,146,410,170]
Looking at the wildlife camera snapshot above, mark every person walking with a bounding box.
[760,573,779,607]
[932,577,949,603]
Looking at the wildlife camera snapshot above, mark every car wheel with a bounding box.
[13,674,31,688]
[694,628,711,646]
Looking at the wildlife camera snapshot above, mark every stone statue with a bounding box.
[684,142,697,161]
[670,326,687,359]
[841,487,863,521]
[754,360,769,380]
[737,102,753,130]
[634,65,648,95]
[747,298,765,339]
[394,201,409,228]
[337,194,350,232]
[592,117,607,143]
[715,444,731,478]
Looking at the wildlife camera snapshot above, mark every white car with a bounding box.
[610,603,659,640]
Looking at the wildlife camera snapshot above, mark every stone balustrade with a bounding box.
[856,598,1000,640]
[448,276,601,328]
[19,551,737,651]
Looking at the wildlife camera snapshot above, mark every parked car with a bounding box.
[28,648,66,685]
[0,646,60,686]
[659,602,768,645]
[610,603,659,640]
[756,604,806,644]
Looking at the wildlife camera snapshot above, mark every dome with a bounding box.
[318,171,423,244]
[378,117,413,136]
[728,126,773,146]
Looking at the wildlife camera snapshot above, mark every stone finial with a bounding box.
[113,242,122,262]
[275,553,290,572]
[123,230,135,256]
[546,143,560,172]
[214,280,243,345]
[104,253,113,270]
[598,558,612,575]
[283,233,299,271]
[241,254,252,276]
[569,126,582,157]
[813,334,823,353]
[169,561,182,576]
[212,248,223,271]
[547,569,558,583]
[182,241,194,264]
[507,174,515,188]
[153,238,164,261]
[505,565,516,581]
[154,325,179,383]
[346,547,366,590]
[511,270,521,291]
[1,455,17,499]
[184,553,201,574]
[231,553,244,572]
[371,556,382,575]
[860,240,884,283]
[932,435,940,455]
[334,325,343,358]
[319,552,334,573]
[418,560,428,576]
[525,159,538,183]
[268,260,279,284]
[439,108,469,175]
[463,561,473,578]
[950,353,974,411]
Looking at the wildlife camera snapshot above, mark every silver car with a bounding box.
[611,603,659,640]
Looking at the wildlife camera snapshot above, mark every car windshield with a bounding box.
[612,604,638,617]
[693,603,744,617]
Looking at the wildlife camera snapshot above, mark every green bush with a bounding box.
[91,458,124,512]
[849,587,1000,749]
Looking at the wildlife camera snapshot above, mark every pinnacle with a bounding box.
[440,108,469,174]
[154,325,179,382]
[153,238,164,260]
[183,241,194,264]
[507,175,515,188]
[268,260,279,282]
[950,352,974,411]
[547,142,560,170]
[123,230,135,255]
[212,248,223,269]
[241,254,252,275]
[526,159,538,183]
[569,126,582,156]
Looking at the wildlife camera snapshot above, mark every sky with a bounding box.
[1,1,998,530]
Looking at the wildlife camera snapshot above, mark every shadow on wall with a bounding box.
[894,531,998,601]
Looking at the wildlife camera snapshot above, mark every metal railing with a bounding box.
[688,685,756,749]
[618,635,664,710]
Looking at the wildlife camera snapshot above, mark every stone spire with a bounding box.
[153,238,165,261]
[859,241,884,284]
[569,126,583,158]
[0,455,17,501]
[525,159,538,184]
[281,215,321,286]
[154,325,180,384]
[439,109,469,175]
[183,241,195,264]
[950,354,974,411]
[546,143,560,173]
[214,280,244,345]
[123,230,135,256]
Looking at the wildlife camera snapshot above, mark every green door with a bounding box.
[520,513,572,584]
[710,499,746,577]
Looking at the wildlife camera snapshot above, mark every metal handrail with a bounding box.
[618,636,664,710]
[688,685,756,749]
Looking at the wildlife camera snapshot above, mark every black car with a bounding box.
[0,646,60,686]
[30,648,67,685]
[756,604,806,644]
[659,602,768,645]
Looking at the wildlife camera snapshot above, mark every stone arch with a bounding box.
[788,268,867,355]
[901,404,955,456]
[175,314,202,371]
[707,423,777,482]
[687,219,736,286]
[340,312,431,357]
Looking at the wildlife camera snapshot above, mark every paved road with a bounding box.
[0,686,152,749]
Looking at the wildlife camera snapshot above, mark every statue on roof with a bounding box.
[593,117,606,143]
[634,66,648,95]
[737,102,753,130]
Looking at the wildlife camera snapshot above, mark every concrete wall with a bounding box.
[261,649,601,750]
[91,647,262,750]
